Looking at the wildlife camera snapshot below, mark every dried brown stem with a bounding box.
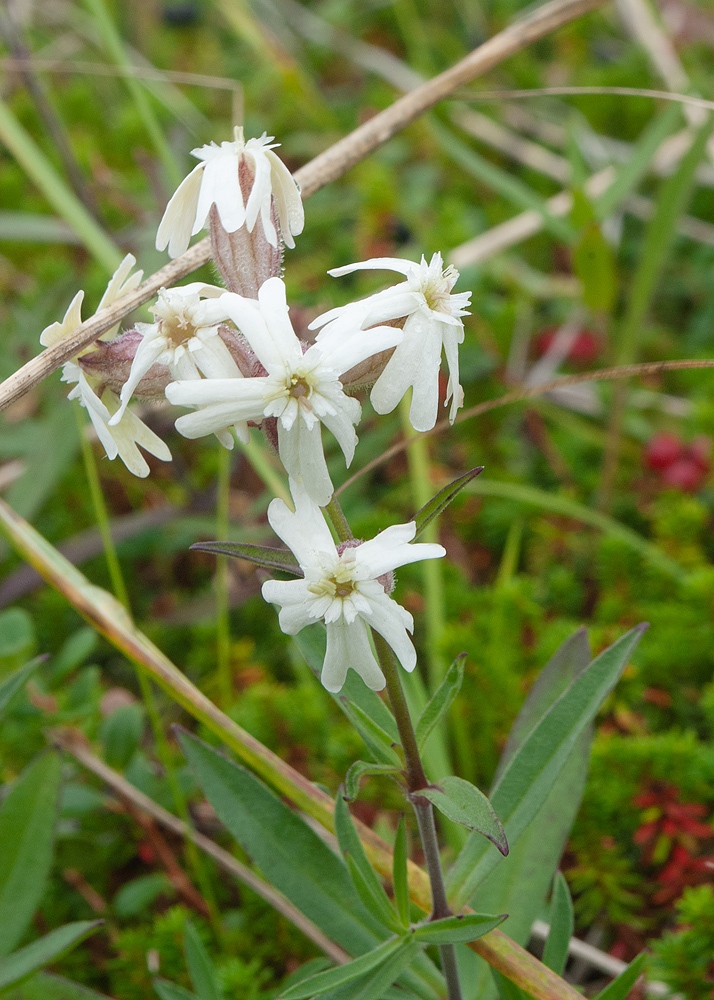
[0,0,607,415]
[337,358,714,494]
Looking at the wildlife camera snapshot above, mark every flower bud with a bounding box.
[210,192,283,297]
[78,329,171,400]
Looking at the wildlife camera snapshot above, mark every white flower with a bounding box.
[109,283,243,426]
[310,253,471,432]
[156,126,304,258]
[261,483,445,692]
[63,363,171,479]
[40,256,171,477]
[40,254,143,349]
[166,278,402,506]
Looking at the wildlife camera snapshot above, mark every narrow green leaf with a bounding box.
[177,731,384,957]
[0,754,62,957]
[448,625,646,907]
[542,873,574,976]
[190,541,301,576]
[572,223,616,314]
[0,657,43,715]
[183,922,221,1000]
[348,938,421,1000]
[345,762,402,802]
[617,116,714,368]
[411,912,506,946]
[593,953,647,1000]
[335,795,402,934]
[413,470,483,539]
[415,656,465,752]
[0,922,103,991]
[490,969,528,1000]
[341,702,403,768]
[594,103,682,220]
[279,938,404,1000]
[2,972,113,999]
[345,857,404,936]
[392,818,410,930]
[419,777,507,856]
[153,980,199,1000]
[431,119,576,243]
[495,628,590,782]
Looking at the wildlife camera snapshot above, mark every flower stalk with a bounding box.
[371,631,463,1000]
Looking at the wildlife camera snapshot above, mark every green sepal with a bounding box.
[593,953,647,1000]
[542,872,574,977]
[418,777,507,856]
[0,921,103,991]
[190,541,301,576]
[278,937,404,1000]
[415,656,465,752]
[413,469,483,539]
[411,912,506,946]
[345,761,403,802]
[392,817,410,930]
[335,794,402,933]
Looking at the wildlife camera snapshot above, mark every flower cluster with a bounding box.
[45,126,470,690]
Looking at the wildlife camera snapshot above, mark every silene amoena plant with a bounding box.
[0,83,652,1000]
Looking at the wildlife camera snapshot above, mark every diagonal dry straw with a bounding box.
[0,0,607,415]
[0,496,582,1000]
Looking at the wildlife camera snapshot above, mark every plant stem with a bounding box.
[325,494,354,542]
[372,632,463,1000]
[74,404,223,935]
[216,445,232,707]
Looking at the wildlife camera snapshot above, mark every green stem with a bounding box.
[237,431,291,504]
[216,446,232,708]
[74,405,222,935]
[372,632,463,1000]
[325,495,354,543]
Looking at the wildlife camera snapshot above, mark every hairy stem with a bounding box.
[372,632,463,1000]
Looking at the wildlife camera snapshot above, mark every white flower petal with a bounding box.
[262,578,315,634]
[328,258,415,278]
[278,420,333,507]
[361,591,416,674]
[323,619,385,692]
[156,164,205,257]
[266,491,335,570]
[198,152,245,233]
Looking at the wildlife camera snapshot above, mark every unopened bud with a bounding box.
[78,330,170,400]
[209,156,283,296]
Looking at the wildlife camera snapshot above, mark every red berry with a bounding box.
[661,459,705,492]
[645,432,683,471]
[569,332,600,365]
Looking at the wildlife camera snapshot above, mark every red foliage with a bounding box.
[633,783,714,903]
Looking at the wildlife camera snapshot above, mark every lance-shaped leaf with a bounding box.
[411,912,506,946]
[3,971,114,999]
[345,762,402,803]
[0,656,43,716]
[279,937,405,1000]
[0,921,103,991]
[0,753,62,957]
[448,624,647,908]
[419,777,507,856]
[183,922,222,1000]
[593,953,646,1000]
[341,702,403,768]
[542,873,573,977]
[413,469,483,539]
[415,656,465,752]
[153,980,198,1000]
[392,818,410,930]
[346,938,421,1000]
[190,541,301,576]
[336,794,403,934]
